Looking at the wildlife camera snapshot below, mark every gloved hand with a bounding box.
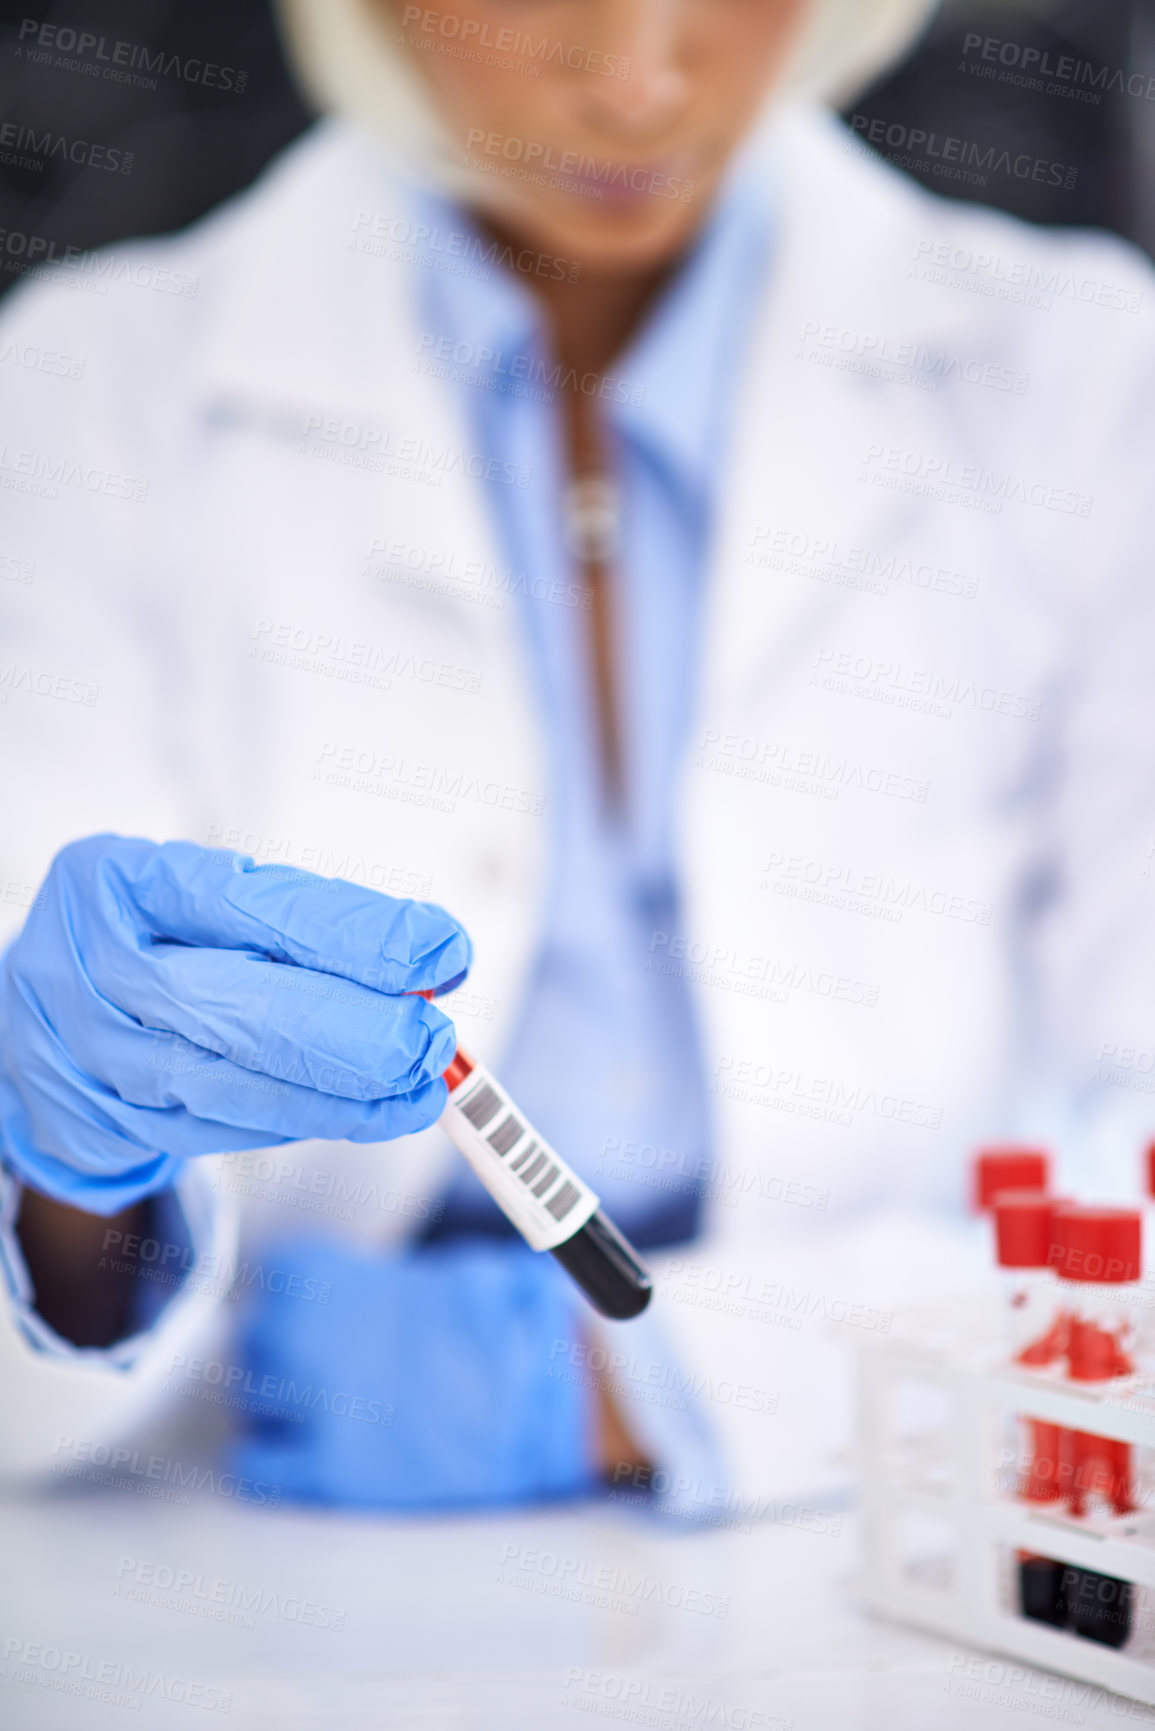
[0,835,470,1213]
[229,1237,597,1510]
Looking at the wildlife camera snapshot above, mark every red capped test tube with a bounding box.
[1050,1205,1142,1519]
[1047,1205,1143,1647]
[993,1189,1067,1370]
[973,1147,1050,1212]
[993,1188,1067,1626]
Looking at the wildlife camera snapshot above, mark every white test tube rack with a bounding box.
[853,1296,1155,1707]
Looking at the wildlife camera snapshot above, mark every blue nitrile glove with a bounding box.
[0,836,470,1213]
[231,1238,598,1510]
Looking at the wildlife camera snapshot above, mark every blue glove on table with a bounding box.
[0,836,470,1213]
[231,1237,598,1510]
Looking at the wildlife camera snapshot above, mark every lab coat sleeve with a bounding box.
[0,1158,239,1480]
[0,255,204,947]
[0,263,246,1475]
[1028,299,1155,1195]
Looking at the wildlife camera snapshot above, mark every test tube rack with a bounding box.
[853,1295,1155,1707]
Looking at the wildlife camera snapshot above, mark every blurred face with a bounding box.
[378,0,811,270]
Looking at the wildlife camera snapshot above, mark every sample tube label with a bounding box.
[440,1060,599,1252]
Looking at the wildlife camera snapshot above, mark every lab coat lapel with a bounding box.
[174,125,552,1237]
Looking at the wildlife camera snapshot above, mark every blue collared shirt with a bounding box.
[418,168,772,1247]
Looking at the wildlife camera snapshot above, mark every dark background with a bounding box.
[2,0,1155,298]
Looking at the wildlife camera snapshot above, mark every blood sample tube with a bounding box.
[1049,1204,1142,1648]
[1140,1141,1155,1355]
[437,1047,652,1320]
[973,1147,1050,1212]
[993,1190,1067,1370]
[993,1189,1067,1627]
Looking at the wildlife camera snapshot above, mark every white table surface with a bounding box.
[2,1480,1152,1730]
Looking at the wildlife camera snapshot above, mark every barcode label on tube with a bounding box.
[459,1081,502,1130]
[487,1114,524,1157]
[439,1059,598,1252]
[546,1180,581,1222]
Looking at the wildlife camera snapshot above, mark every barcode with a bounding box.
[517,1150,550,1188]
[488,1114,524,1157]
[452,1070,586,1232]
[458,1081,502,1130]
[510,1145,580,1215]
[546,1180,581,1221]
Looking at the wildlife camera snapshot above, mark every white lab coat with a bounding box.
[2,103,1155,1499]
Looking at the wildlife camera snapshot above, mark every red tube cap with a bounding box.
[993,1190,1055,1269]
[973,1147,1049,1211]
[1146,1140,1155,1201]
[1049,1204,1142,1284]
[443,1049,474,1092]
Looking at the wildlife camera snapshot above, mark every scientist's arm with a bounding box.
[15,1191,148,1347]
[223,1237,700,1513]
[0,834,470,1471]
[0,833,469,1218]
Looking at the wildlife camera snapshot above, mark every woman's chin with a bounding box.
[485,186,712,276]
